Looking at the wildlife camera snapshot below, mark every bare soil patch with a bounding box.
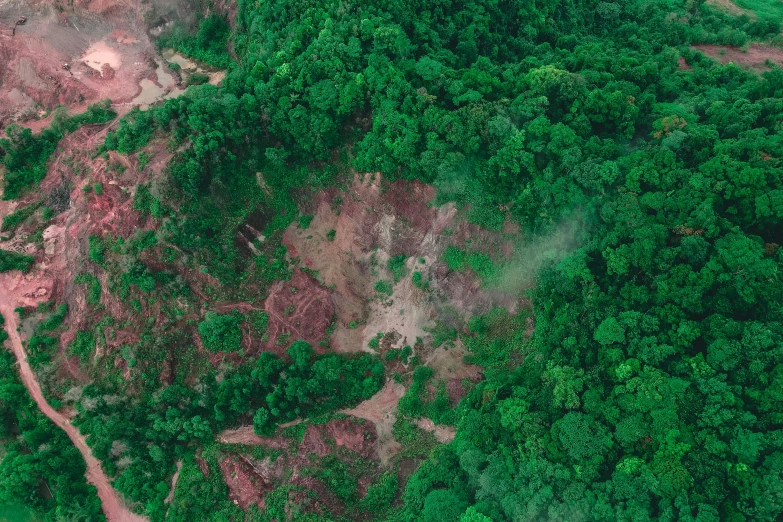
[217,416,380,514]
[693,44,783,70]
[706,0,756,17]
[261,268,334,354]
[340,379,406,466]
[284,173,520,355]
[219,455,274,510]
[415,418,456,444]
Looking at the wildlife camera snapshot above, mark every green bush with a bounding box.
[88,235,106,266]
[0,249,34,273]
[387,254,408,282]
[298,214,314,229]
[69,330,95,361]
[374,280,393,296]
[156,15,232,68]
[74,273,102,305]
[187,72,210,86]
[198,312,242,352]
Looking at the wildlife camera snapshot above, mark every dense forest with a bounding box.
[3,0,783,520]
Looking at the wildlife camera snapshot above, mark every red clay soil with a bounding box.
[0,1,157,127]
[261,269,334,353]
[0,274,147,522]
[693,44,783,70]
[219,456,270,510]
[217,417,380,514]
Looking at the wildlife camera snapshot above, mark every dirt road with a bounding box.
[0,277,147,522]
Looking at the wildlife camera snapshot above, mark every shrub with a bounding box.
[298,215,314,229]
[74,273,102,305]
[387,254,408,282]
[198,312,242,352]
[0,249,34,273]
[188,72,210,86]
[69,330,95,361]
[375,280,393,296]
[1,203,40,233]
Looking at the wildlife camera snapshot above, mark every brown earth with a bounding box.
[284,173,520,355]
[340,379,406,466]
[217,416,380,515]
[0,0,160,127]
[693,44,783,70]
[219,455,275,510]
[261,268,334,353]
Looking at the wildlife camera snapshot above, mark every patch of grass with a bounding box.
[1,202,40,233]
[374,280,393,296]
[392,417,439,457]
[387,254,408,282]
[733,0,783,21]
[0,249,34,273]
[298,215,314,229]
[442,246,500,284]
[74,273,102,305]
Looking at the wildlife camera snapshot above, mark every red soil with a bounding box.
[693,44,783,70]
[261,269,334,353]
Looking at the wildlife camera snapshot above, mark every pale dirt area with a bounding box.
[217,379,408,467]
[415,418,455,444]
[706,0,756,18]
[0,0,226,128]
[162,47,226,85]
[340,379,406,466]
[693,44,783,70]
[163,460,182,505]
[0,271,146,522]
[284,173,518,356]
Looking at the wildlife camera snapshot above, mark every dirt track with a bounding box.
[0,277,147,522]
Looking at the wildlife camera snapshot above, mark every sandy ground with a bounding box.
[0,272,147,522]
[340,379,406,466]
[415,418,455,444]
[163,460,182,505]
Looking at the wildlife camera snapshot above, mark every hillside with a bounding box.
[2,0,783,521]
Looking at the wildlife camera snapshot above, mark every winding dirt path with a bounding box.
[0,277,147,522]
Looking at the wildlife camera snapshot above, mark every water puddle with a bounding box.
[161,49,226,86]
[81,41,120,74]
[131,60,184,110]
[130,51,225,110]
